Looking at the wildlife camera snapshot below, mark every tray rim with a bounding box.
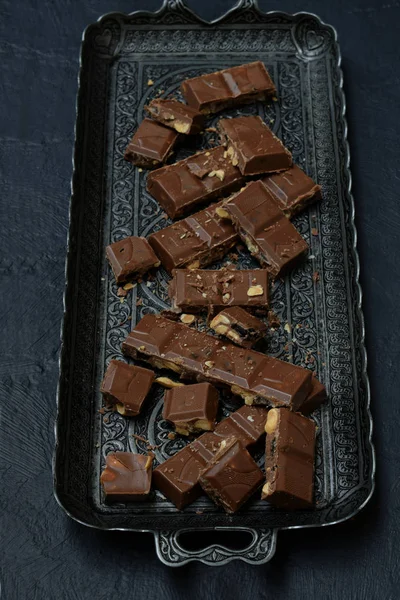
[53,0,376,558]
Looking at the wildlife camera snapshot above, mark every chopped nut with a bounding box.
[311,227,319,236]
[284,323,292,334]
[247,415,255,422]
[265,408,279,434]
[119,297,125,303]
[262,482,272,496]
[145,456,153,470]
[227,330,241,343]
[174,121,190,134]
[204,360,214,368]
[123,282,136,291]
[167,432,176,440]
[247,285,264,297]
[138,168,143,173]
[116,403,126,415]
[139,345,146,351]
[313,271,320,282]
[205,151,210,156]
[180,313,196,325]
[187,260,200,270]
[222,292,231,302]
[211,313,231,326]
[155,376,185,388]
[215,206,230,219]
[147,79,154,86]
[215,325,229,335]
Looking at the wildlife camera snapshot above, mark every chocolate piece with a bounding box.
[218,116,292,176]
[262,408,316,509]
[153,404,268,509]
[168,268,269,313]
[162,382,219,435]
[100,359,155,416]
[124,118,178,168]
[209,306,267,348]
[106,236,160,284]
[262,164,322,217]
[199,438,264,513]
[100,452,152,502]
[224,181,308,278]
[181,62,276,114]
[122,314,312,408]
[148,201,238,273]
[146,146,244,219]
[299,377,327,415]
[145,99,204,135]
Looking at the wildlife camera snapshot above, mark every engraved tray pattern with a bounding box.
[54,0,375,566]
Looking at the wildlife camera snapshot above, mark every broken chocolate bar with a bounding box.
[106,236,160,284]
[168,268,269,313]
[100,452,153,502]
[299,376,327,415]
[122,314,312,408]
[162,382,219,435]
[100,359,155,416]
[223,181,308,278]
[145,98,204,135]
[199,438,264,513]
[124,118,178,168]
[262,408,316,509]
[146,146,244,219]
[153,404,268,509]
[262,164,322,218]
[147,201,238,273]
[218,115,292,176]
[209,306,267,348]
[181,62,276,114]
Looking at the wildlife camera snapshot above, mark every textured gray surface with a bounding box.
[0,0,398,597]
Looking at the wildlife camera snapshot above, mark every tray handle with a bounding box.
[154,527,277,566]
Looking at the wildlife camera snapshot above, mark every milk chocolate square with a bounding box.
[100,359,155,416]
[106,236,160,284]
[162,382,219,435]
[124,118,178,168]
[100,452,153,502]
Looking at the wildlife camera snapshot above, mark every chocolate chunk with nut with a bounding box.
[209,306,267,348]
[181,62,276,114]
[168,268,269,313]
[199,438,264,513]
[223,181,308,278]
[262,408,316,509]
[100,452,153,502]
[146,146,244,219]
[124,118,178,168]
[145,98,205,134]
[100,359,155,416]
[106,236,160,284]
[163,382,219,435]
[218,115,292,176]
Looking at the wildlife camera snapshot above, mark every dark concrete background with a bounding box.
[1,0,399,598]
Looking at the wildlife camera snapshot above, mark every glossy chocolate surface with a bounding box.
[106,236,160,284]
[224,181,308,278]
[124,118,178,168]
[145,98,204,135]
[147,201,238,273]
[122,314,312,408]
[100,359,155,417]
[168,268,269,312]
[262,408,316,509]
[100,452,152,502]
[262,164,322,217]
[181,62,276,114]
[200,438,264,513]
[146,146,244,219]
[162,382,219,435]
[218,115,292,175]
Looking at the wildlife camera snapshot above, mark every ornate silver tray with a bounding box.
[54,0,375,566]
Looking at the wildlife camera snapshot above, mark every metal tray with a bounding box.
[54,0,375,566]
